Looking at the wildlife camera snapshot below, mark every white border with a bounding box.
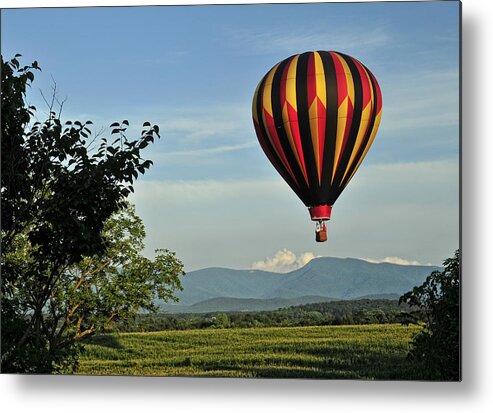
[2,0,409,8]
[2,1,493,412]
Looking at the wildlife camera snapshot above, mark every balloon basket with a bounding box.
[316,229,328,242]
[314,220,328,242]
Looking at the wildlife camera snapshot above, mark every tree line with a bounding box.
[116,298,421,332]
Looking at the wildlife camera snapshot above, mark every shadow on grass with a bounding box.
[85,334,123,349]
[177,347,427,380]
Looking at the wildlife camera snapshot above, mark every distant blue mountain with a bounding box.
[161,296,337,314]
[161,257,440,311]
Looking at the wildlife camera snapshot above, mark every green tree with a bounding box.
[301,311,324,326]
[212,313,230,329]
[399,250,460,380]
[1,55,183,373]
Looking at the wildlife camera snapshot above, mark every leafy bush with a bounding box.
[399,250,460,381]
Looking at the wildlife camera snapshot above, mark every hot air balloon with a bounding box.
[252,51,382,242]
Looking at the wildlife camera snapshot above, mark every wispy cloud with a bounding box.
[231,27,389,55]
[162,115,241,141]
[131,178,286,206]
[152,141,256,160]
[380,69,459,132]
[153,104,253,148]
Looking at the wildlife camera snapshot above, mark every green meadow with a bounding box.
[77,324,424,379]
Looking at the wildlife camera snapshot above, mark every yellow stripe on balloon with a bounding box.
[332,96,349,183]
[285,56,299,111]
[312,52,327,183]
[342,64,377,182]
[309,98,320,182]
[343,110,382,188]
[252,81,261,124]
[330,53,354,183]
[314,52,326,108]
[262,63,278,118]
[341,101,372,182]
[261,63,285,163]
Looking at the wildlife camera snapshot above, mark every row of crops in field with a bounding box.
[77,324,426,379]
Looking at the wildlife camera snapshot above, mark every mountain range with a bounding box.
[159,257,440,313]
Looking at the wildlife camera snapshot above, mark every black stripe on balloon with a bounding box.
[317,51,338,206]
[295,52,321,204]
[330,53,363,202]
[339,64,379,191]
[270,57,312,204]
[255,73,304,201]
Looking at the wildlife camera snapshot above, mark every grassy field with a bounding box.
[77,324,424,379]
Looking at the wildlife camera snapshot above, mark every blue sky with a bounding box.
[1,1,460,271]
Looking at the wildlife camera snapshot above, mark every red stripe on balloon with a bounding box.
[263,108,298,184]
[354,58,371,110]
[279,57,307,176]
[369,70,382,114]
[287,102,307,177]
[307,53,317,107]
[337,97,354,168]
[317,98,326,174]
[254,120,304,197]
[330,52,347,106]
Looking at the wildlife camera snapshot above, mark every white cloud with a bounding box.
[362,257,422,266]
[252,249,316,273]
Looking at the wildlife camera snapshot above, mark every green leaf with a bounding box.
[110,122,119,128]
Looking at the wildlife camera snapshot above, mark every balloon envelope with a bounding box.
[252,51,382,220]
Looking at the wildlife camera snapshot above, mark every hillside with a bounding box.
[159,257,439,312]
[160,295,337,313]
